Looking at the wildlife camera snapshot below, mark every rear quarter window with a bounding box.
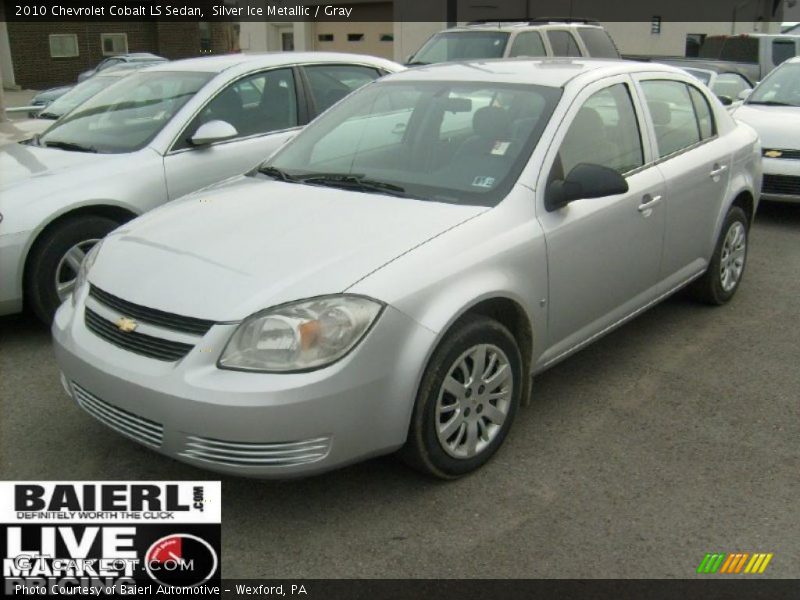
[577,28,620,58]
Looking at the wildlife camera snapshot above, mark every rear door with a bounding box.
[300,63,384,117]
[537,76,666,358]
[162,67,303,200]
[635,77,732,282]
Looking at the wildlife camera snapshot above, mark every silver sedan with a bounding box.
[0,52,402,323]
[53,59,761,479]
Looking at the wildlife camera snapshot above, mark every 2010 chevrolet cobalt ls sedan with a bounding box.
[53,59,761,479]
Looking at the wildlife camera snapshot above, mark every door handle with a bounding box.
[709,164,728,179]
[392,122,407,135]
[638,194,662,212]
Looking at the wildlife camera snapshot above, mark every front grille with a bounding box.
[179,435,332,467]
[85,308,193,362]
[762,174,800,196]
[89,285,215,336]
[763,149,800,160]
[72,382,163,448]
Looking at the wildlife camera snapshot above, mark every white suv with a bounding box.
[408,19,620,65]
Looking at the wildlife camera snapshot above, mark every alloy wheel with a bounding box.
[719,221,746,292]
[435,343,513,459]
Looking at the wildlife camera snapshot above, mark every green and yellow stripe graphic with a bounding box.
[696,552,773,574]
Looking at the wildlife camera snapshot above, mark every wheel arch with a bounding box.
[21,203,139,296]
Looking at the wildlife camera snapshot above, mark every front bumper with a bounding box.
[52,295,436,477]
[761,157,800,202]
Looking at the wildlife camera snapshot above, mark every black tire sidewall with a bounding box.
[26,216,119,324]
[409,316,522,478]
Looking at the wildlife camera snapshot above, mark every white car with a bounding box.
[731,56,800,202]
[53,59,760,478]
[0,52,402,323]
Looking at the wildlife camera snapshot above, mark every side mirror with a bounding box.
[716,94,734,106]
[546,163,629,212]
[737,88,753,101]
[190,120,238,146]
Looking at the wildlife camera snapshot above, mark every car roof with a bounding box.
[382,58,683,88]
[143,52,402,74]
[444,20,602,32]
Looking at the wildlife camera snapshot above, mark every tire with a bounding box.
[400,315,523,479]
[690,206,749,305]
[25,216,120,324]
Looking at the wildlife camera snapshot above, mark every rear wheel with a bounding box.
[400,315,522,479]
[26,216,119,324]
[690,206,748,305]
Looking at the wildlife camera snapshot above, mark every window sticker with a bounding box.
[491,141,510,156]
[472,176,496,188]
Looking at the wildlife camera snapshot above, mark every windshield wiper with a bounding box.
[297,173,413,198]
[43,140,98,153]
[406,60,430,66]
[746,100,795,107]
[257,165,297,182]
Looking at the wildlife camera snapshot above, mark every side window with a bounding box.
[710,73,750,102]
[508,32,546,57]
[554,83,644,178]
[547,30,582,57]
[688,86,716,140]
[176,68,297,150]
[772,40,796,66]
[577,28,620,58]
[640,80,701,158]
[304,65,381,115]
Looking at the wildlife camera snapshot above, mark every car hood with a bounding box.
[0,143,125,192]
[91,177,486,321]
[732,104,800,149]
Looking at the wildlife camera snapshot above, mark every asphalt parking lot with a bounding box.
[1,202,798,579]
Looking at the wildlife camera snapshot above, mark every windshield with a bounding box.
[265,81,561,206]
[39,71,213,153]
[40,75,124,119]
[747,62,800,107]
[682,68,712,84]
[411,31,510,64]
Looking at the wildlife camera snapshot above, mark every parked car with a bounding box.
[407,18,619,65]
[28,85,74,118]
[731,56,800,202]
[77,52,167,82]
[0,53,403,323]
[53,59,760,479]
[28,57,167,117]
[698,33,800,80]
[647,59,755,105]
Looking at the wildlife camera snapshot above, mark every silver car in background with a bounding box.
[0,52,402,323]
[54,59,761,479]
[730,56,800,202]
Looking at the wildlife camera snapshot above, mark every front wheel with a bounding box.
[25,216,120,324]
[690,206,749,305]
[400,315,522,479]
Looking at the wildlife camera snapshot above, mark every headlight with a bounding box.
[218,295,383,372]
[71,240,103,306]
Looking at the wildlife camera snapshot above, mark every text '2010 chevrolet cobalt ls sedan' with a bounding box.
[54,59,761,479]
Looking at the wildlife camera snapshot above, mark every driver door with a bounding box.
[162,68,302,200]
[536,76,666,364]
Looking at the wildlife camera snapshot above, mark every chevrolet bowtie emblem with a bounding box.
[764,150,783,158]
[115,316,138,333]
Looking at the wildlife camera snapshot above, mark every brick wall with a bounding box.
[6,22,204,89]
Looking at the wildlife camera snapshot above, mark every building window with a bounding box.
[49,34,79,58]
[101,33,128,55]
[347,34,365,42]
[650,16,662,35]
[380,34,394,42]
[318,34,334,42]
